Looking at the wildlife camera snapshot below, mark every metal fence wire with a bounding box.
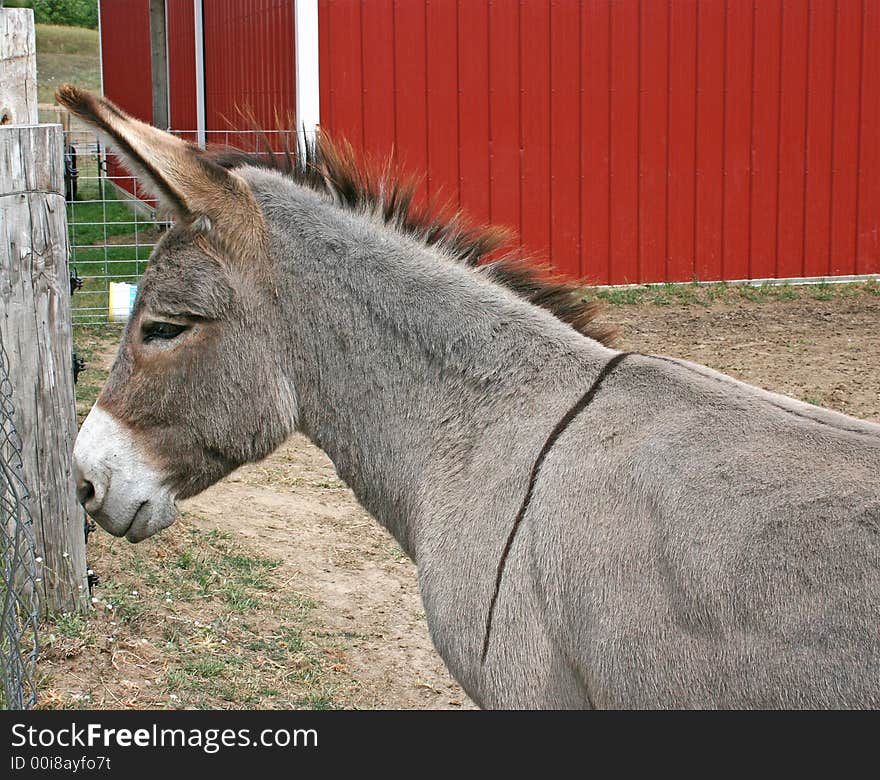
[65,129,169,325]
[64,128,298,324]
[0,329,40,710]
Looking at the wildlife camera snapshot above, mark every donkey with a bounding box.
[59,85,880,709]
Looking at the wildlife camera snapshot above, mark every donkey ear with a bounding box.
[55,85,266,258]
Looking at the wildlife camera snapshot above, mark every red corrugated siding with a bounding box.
[100,0,153,123]
[456,2,489,225]
[694,2,724,281]
[859,0,880,274]
[639,0,669,283]
[319,0,880,283]
[166,0,197,140]
[202,0,296,134]
[99,0,152,199]
[99,1,880,282]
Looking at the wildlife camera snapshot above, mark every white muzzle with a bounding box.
[73,405,177,542]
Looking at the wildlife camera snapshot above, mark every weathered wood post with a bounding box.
[0,7,89,614]
[149,0,169,129]
[0,7,37,128]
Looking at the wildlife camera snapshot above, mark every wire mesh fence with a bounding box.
[65,127,301,325]
[0,329,40,710]
[65,128,169,325]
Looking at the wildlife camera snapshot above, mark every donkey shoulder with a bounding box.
[526,352,880,706]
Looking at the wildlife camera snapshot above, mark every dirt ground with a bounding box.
[614,295,880,423]
[68,292,879,709]
[180,442,470,709]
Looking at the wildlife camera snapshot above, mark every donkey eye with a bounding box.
[141,321,188,343]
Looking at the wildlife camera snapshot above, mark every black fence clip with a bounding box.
[72,353,86,384]
[84,519,99,593]
[64,144,79,202]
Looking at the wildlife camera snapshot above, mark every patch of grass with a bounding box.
[664,283,705,304]
[588,280,880,308]
[221,587,262,611]
[138,524,283,607]
[595,287,646,306]
[94,581,150,628]
[35,24,100,104]
[773,284,799,301]
[294,691,338,710]
[382,541,407,563]
[68,178,159,279]
[247,626,307,661]
[164,657,248,697]
[810,283,835,301]
[312,480,346,490]
[183,657,238,679]
[50,612,88,641]
[68,178,154,248]
[737,285,765,302]
[35,521,348,709]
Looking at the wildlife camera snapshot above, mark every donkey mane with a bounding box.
[208,133,617,346]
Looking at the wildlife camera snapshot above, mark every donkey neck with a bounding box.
[248,170,615,558]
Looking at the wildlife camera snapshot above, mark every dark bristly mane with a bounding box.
[208,132,616,346]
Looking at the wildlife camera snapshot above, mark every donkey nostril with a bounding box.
[77,478,95,507]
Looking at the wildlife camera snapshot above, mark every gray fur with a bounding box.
[97,164,880,709]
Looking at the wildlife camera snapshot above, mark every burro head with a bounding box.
[59,86,297,542]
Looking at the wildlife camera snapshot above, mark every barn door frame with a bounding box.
[295,0,320,145]
[193,0,206,147]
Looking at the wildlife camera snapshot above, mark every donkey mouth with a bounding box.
[82,501,149,542]
[85,498,174,543]
[122,501,152,543]
[121,497,177,543]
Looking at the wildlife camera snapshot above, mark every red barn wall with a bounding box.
[166,0,197,139]
[98,0,153,199]
[318,0,880,284]
[99,0,153,123]
[98,0,880,283]
[202,0,297,135]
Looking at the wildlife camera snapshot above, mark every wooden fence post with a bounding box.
[0,7,38,126]
[149,0,169,129]
[0,7,88,614]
